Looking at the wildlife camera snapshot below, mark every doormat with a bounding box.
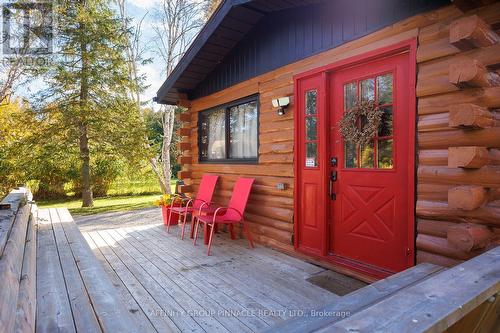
[306,270,368,296]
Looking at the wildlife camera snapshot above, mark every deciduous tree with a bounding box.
[152,0,206,194]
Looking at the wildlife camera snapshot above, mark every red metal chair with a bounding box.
[193,177,255,255]
[167,174,219,239]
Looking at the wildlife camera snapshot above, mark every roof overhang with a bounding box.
[155,0,321,105]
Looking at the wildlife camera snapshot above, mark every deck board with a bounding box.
[81,232,158,333]
[36,209,76,333]
[49,209,102,333]
[76,208,339,333]
[84,232,176,333]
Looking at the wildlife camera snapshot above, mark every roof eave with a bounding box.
[155,0,253,105]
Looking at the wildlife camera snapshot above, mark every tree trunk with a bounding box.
[79,5,93,207]
[79,123,93,207]
[161,106,175,194]
[150,157,168,193]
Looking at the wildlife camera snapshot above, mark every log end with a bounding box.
[449,15,499,50]
[448,185,487,210]
[448,103,495,128]
[449,59,491,88]
[177,171,192,179]
[448,146,489,168]
[178,185,193,194]
[447,223,492,252]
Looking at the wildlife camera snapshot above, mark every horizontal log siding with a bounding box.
[415,2,500,266]
[178,4,500,267]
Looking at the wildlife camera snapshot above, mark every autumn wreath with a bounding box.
[338,100,383,144]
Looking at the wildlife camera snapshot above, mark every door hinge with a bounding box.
[405,247,412,256]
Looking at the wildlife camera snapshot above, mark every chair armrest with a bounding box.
[197,201,220,215]
[212,207,243,223]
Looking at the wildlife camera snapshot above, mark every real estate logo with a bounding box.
[2,1,53,55]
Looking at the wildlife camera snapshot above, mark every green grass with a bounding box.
[107,178,165,196]
[38,194,162,216]
[37,179,177,216]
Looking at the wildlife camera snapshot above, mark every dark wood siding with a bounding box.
[193,0,448,99]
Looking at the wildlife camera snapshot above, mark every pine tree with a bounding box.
[40,0,146,207]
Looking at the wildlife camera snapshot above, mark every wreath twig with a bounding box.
[338,100,383,145]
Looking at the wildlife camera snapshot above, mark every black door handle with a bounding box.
[331,171,337,182]
[329,171,337,200]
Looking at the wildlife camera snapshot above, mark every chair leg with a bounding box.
[180,212,189,240]
[243,221,254,249]
[207,223,216,256]
[193,218,201,245]
[166,207,173,233]
[188,212,196,239]
[229,224,236,240]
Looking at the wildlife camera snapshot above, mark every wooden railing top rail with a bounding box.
[0,187,34,332]
[268,247,499,333]
[0,187,31,256]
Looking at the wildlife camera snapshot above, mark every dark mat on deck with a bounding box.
[307,270,367,296]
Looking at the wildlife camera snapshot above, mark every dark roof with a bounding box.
[155,0,321,105]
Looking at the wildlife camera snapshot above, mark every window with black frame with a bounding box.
[199,95,258,163]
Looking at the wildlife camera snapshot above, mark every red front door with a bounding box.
[295,41,415,277]
[329,51,413,274]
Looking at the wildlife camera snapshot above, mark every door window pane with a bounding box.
[306,143,318,167]
[229,101,258,159]
[377,139,393,169]
[341,74,395,170]
[378,106,393,137]
[377,74,393,105]
[360,79,375,101]
[344,141,357,168]
[344,82,357,110]
[306,117,317,140]
[306,90,317,115]
[206,109,226,159]
[360,141,374,168]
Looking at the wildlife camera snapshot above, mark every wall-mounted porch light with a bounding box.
[272,96,290,116]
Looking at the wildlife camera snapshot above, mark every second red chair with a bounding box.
[193,177,255,255]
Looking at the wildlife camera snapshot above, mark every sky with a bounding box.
[125,0,166,105]
[4,0,189,108]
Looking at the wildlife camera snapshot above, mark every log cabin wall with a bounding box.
[415,2,500,267]
[176,2,500,268]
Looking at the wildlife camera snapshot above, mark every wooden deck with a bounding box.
[76,209,338,333]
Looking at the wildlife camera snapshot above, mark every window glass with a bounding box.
[306,90,317,115]
[343,73,394,170]
[360,141,374,168]
[305,143,318,167]
[344,141,357,168]
[344,82,356,110]
[199,97,258,162]
[306,117,317,141]
[378,139,393,169]
[206,109,226,160]
[377,74,393,105]
[305,90,318,167]
[360,78,374,101]
[229,101,258,159]
[378,106,393,137]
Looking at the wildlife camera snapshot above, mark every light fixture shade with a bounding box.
[272,98,279,108]
[278,96,290,107]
